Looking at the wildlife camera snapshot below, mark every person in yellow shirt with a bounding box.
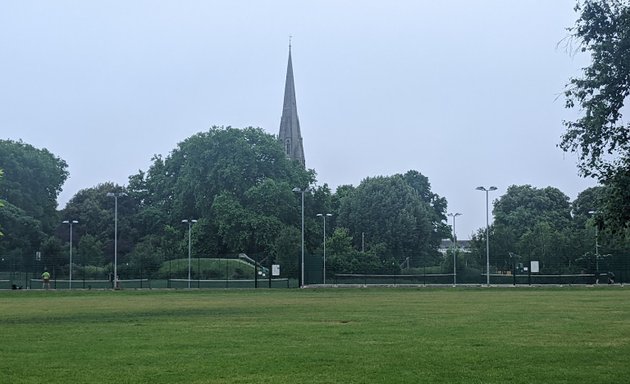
[41,270,51,290]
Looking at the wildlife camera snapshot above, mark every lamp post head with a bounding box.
[293,187,312,194]
[476,186,497,192]
[448,212,462,218]
[489,186,497,191]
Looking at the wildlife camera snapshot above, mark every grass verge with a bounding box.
[0,287,628,383]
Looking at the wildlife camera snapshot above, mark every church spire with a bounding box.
[278,41,305,167]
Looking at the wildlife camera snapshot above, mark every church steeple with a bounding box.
[278,42,305,167]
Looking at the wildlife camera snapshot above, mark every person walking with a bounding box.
[42,270,51,290]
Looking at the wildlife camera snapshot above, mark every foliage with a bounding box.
[562,0,630,233]
[325,228,384,274]
[0,202,44,271]
[337,171,448,268]
[562,0,630,177]
[0,141,68,269]
[125,126,314,277]
[61,182,135,261]
[0,169,3,237]
[600,160,630,232]
[0,139,68,233]
[77,234,105,267]
[272,225,301,277]
[469,185,575,273]
[40,236,64,272]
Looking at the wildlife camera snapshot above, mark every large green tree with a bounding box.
[0,169,4,237]
[127,126,314,275]
[471,185,574,273]
[562,0,630,233]
[61,182,136,268]
[337,171,448,268]
[0,141,68,271]
[0,140,68,233]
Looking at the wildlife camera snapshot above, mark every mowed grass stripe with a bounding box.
[0,288,628,384]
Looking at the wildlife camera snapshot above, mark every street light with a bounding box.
[588,211,600,283]
[316,213,333,284]
[62,220,78,289]
[292,187,310,287]
[448,212,462,286]
[182,219,198,288]
[107,192,125,289]
[476,186,497,286]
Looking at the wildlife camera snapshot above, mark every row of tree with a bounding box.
[466,185,628,277]
[0,128,450,280]
[1,127,627,282]
[2,1,629,281]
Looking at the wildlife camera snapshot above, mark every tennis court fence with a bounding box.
[330,273,616,286]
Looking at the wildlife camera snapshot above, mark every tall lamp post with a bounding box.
[292,187,310,288]
[448,212,462,286]
[588,211,600,283]
[182,219,198,289]
[476,186,497,286]
[62,220,78,289]
[107,192,125,289]
[316,213,333,284]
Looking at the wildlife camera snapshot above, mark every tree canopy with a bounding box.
[562,0,630,179]
[562,1,630,235]
[337,171,448,267]
[0,140,68,272]
[0,139,68,233]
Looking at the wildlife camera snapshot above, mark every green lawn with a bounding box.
[0,287,628,383]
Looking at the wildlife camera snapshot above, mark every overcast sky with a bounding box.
[1,1,597,238]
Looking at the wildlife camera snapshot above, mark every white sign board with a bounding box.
[272,264,280,276]
[530,261,539,273]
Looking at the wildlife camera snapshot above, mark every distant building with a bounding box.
[278,43,306,167]
[438,239,472,255]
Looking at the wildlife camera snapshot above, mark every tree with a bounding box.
[131,126,312,220]
[0,140,68,233]
[62,182,136,267]
[77,234,105,266]
[0,169,4,237]
[0,141,68,271]
[40,236,64,274]
[337,171,447,267]
[126,126,315,277]
[0,202,44,273]
[562,0,630,178]
[561,1,630,232]
[326,228,383,274]
[490,185,573,272]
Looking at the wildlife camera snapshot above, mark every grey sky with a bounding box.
[1,1,596,238]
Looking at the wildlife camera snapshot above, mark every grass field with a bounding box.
[1,287,628,383]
